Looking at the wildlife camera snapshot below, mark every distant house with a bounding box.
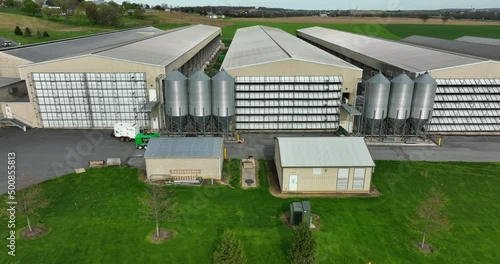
[319,13,328,18]
[274,137,375,193]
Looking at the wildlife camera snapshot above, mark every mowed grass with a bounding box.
[1,161,499,263]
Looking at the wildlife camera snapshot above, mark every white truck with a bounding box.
[113,123,140,141]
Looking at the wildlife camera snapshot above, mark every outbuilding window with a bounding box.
[353,168,366,190]
[312,168,321,175]
[337,168,349,190]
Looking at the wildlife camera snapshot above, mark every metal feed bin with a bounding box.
[289,201,311,226]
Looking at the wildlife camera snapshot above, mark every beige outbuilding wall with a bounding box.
[226,59,362,105]
[279,166,372,193]
[145,157,222,179]
[274,142,283,187]
[0,53,30,78]
[0,102,38,127]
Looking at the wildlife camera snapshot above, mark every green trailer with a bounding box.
[135,133,160,149]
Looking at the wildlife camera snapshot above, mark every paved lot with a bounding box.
[227,133,500,162]
[1,128,499,193]
[0,127,144,193]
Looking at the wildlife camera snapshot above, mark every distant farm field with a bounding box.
[1,10,500,45]
[221,21,500,44]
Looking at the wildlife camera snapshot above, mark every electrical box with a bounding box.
[289,201,312,226]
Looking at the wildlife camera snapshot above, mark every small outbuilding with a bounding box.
[144,137,223,180]
[274,137,375,193]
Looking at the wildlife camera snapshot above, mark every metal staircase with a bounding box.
[0,112,31,131]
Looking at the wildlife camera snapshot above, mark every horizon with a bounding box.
[157,0,499,11]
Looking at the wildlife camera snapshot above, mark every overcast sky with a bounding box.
[161,0,498,10]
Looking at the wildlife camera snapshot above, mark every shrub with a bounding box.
[289,222,317,264]
[43,31,50,37]
[14,26,23,35]
[213,230,246,264]
[24,27,32,37]
[36,30,42,39]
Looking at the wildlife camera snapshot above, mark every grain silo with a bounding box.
[212,70,235,132]
[363,73,391,135]
[164,70,188,132]
[387,73,414,135]
[188,71,212,132]
[410,72,437,135]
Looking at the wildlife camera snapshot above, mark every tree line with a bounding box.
[2,0,157,26]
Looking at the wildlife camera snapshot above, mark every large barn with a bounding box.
[0,25,221,130]
[274,137,375,193]
[297,27,500,134]
[221,26,362,132]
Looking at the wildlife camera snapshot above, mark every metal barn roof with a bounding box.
[2,27,163,63]
[297,27,486,74]
[144,137,223,158]
[402,35,500,61]
[456,36,500,47]
[221,26,360,70]
[97,24,221,66]
[276,137,375,167]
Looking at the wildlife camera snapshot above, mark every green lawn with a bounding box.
[1,161,499,263]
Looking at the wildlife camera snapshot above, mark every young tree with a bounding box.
[22,0,40,16]
[4,0,20,8]
[54,0,81,24]
[97,5,121,26]
[24,27,32,37]
[410,188,452,250]
[16,176,50,233]
[36,30,42,38]
[43,6,61,20]
[139,184,177,238]
[14,26,23,35]
[82,2,99,24]
[419,14,430,24]
[441,15,450,24]
[213,230,246,264]
[289,221,317,264]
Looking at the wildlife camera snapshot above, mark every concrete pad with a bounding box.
[106,158,121,166]
[75,168,86,174]
[241,158,257,188]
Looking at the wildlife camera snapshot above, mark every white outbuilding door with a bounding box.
[4,106,12,119]
[289,175,298,191]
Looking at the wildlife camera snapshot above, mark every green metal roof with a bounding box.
[144,137,223,158]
